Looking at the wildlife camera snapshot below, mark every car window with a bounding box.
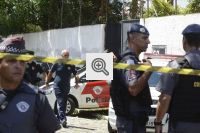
[77,65,86,74]
[148,72,161,87]
[79,74,86,83]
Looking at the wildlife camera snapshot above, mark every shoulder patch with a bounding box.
[16,101,30,112]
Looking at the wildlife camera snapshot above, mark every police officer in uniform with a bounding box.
[45,49,79,128]
[155,24,200,133]
[24,60,45,86]
[111,24,152,133]
[0,35,61,133]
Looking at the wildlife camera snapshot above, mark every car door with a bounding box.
[72,73,110,108]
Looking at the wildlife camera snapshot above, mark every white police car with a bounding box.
[40,66,110,115]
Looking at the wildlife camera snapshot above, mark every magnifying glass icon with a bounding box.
[91,58,109,76]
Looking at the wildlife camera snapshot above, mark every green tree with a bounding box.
[81,0,101,25]
[38,0,103,29]
[184,0,200,13]
[0,0,126,35]
[107,0,123,23]
[144,0,177,17]
[38,0,61,30]
[0,0,41,36]
[167,0,173,5]
[130,0,139,18]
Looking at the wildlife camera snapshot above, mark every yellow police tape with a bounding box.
[0,53,200,76]
[0,53,86,65]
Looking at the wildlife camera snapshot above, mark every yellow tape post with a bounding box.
[0,53,200,76]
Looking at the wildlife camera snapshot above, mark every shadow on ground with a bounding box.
[70,110,108,120]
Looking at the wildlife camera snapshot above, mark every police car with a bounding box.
[40,66,110,115]
[108,57,172,133]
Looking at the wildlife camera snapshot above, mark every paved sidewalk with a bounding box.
[56,116,109,133]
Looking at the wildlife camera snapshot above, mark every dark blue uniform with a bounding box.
[50,63,77,123]
[156,50,200,133]
[24,61,44,85]
[115,48,151,133]
[0,82,61,133]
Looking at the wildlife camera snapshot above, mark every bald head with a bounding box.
[61,49,69,59]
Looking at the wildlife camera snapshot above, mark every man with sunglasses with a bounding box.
[45,49,79,128]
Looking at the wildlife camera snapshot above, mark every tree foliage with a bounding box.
[144,0,200,17]
[0,0,125,36]
[0,0,41,35]
[1,0,199,36]
[184,0,200,14]
[144,0,177,17]
[130,0,139,19]
[107,0,123,23]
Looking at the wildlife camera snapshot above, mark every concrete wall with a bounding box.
[141,13,200,55]
[23,13,200,60]
[23,24,105,59]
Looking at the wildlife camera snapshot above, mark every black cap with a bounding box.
[128,24,149,35]
[182,24,200,35]
[0,36,34,55]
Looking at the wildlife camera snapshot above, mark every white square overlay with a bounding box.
[86,53,113,80]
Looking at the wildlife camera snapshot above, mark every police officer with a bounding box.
[0,35,61,133]
[155,24,200,133]
[45,49,79,128]
[24,60,45,86]
[111,24,152,133]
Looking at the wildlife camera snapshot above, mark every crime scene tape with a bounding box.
[1,53,200,76]
[0,53,86,65]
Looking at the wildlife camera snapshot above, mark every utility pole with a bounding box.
[147,0,149,17]
[106,0,108,23]
[175,0,177,14]
[79,0,82,26]
[60,0,63,28]
[122,0,124,20]
[139,0,145,18]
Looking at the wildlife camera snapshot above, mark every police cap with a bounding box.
[182,24,200,35]
[128,24,149,35]
[0,36,34,55]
